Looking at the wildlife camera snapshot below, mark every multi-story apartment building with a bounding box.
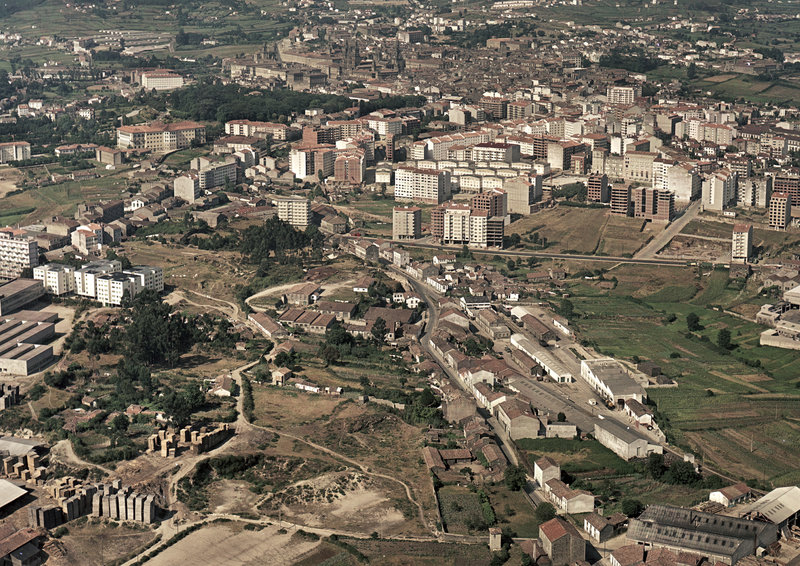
[124,266,164,293]
[437,203,471,244]
[431,202,503,248]
[667,162,702,202]
[471,189,507,219]
[700,123,735,146]
[116,121,206,152]
[769,192,791,230]
[191,155,238,190]
[467,210,504,248]
[73,260,123,298]
[33,264,76,295]
[289,144,335,179]
[731,224,753,264]
[394,166,451,204]
[0,141,31,163]
[739,177,772,208]
[478,96,509,120]
[140,71,184,91]
[392,206,422,240]
[624,151,657,183]
[606,86,641,105]
[225,119,288,141]
[96,272,143,307]
[610,184,631,216]
[174,174,200,204]
[587,173,609,203]
[472,143,520,163]
[504,176,542,215]
[773,170,800,207]
[411,131,490,161]
[0,229,38,279]
[702,169,737,212]
[507,101,532,120]
[71,261,162,305]
[334,150,366,184]
[275,196,310,229]
[70,224,103,255]
[631,187,675,222]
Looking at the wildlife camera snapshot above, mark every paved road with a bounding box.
[634,200,701,259]
[391,266,521,466]
[368,238,694,267]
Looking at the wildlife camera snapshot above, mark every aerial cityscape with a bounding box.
[0,0,799,564]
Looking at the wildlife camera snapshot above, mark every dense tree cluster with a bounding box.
[599,48,660,73]
[168,81,351,123]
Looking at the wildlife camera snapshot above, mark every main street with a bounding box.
[354,237,695,267]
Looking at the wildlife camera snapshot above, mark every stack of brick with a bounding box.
[147,430,178,457]
[149,423,233,457]
[31,477,157,528]
[28,505,63,529]
[3,453,46,485]
[0,384,19,410]
[188,423,232,455]
[91,484,155,524]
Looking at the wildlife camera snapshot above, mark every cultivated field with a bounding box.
[563,264,800,485]
[508,206,654,256]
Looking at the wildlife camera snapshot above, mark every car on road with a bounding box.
[588,399,597,406]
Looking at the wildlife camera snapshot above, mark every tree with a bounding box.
[111,413,129,433]
[534,502,556,523]
[717,328,732,350]
[646,453,665,479]
[687,62,697,79]
[504,465,527,491]
[686,312,701,332]
[621,499,644,517]
[371,317,387,342]
[320,345,339,367]
[666,460,700,485]
[506,259,516,271]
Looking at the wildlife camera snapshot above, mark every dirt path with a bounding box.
[231,364,430,533]
[245,278,356,311]
[51,439,114,475]
[166,289,243,321]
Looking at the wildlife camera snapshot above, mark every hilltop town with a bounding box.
[0,0,799,564]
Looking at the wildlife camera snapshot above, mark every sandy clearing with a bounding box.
[145,524,319,566]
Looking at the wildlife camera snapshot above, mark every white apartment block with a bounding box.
[0,142,31,163]
[606,86,641,105]
[731,224,752,264]
[366,117,403,138]
[140,71,184,91]
[0,229,38,279]
[394,166,451,204]
[123,266,164,293]
[702,169,737,212]
[192,156,238,190]
[275,196,310,228]
[441,204,471,244]
[74,260,123,299]
[225,120,287,141]
[33,264,76,295]
[392,206,422,240]
[117,121,206,152]
[96,272,143,306]
[289,146,334,179]
[412,131,491,161]
[71,261,162,304]
[667,163,701,201]
[469,210,489,247]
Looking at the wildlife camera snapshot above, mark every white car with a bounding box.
[588,399,597,406]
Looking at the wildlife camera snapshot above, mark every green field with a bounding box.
[564,263,800,485]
